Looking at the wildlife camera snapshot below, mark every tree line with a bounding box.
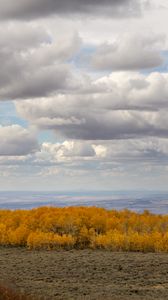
[0,206,168,252]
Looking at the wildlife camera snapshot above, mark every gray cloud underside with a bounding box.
[16,110,168,140]
[0,125,39,156]
[91,34,164,71]
[0,29,81,99]
[0,24,164,100]
[15,71,168,140]
[0,0,146,20]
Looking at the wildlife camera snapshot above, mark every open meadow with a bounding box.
[0,248,168,300]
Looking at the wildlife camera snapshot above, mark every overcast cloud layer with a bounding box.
[0,0,168,191]
[0,0,147,19]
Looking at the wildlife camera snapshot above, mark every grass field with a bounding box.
[0,248,168,299]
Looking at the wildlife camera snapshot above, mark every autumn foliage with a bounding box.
[0,206,168,252]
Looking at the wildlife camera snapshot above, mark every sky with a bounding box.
[0,0,168,191]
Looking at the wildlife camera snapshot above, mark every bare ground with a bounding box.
[0,248,168,299]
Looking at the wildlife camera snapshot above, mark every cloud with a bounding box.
[95,138,168,162]
[0,27,81,100]
[0,23,165,102]
[0,23,50,51]
[35,141,96,164]
[0,125,39,156]
[91,34,164,71]
[3,64,72,99]
[1,136,168,186]
[1,0,168,191]
[15,72,168,140]
[0,0,147,20]
[1,136,168,167]
[39,138,168,164]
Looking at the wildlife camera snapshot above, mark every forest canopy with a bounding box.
[0,206,168,252]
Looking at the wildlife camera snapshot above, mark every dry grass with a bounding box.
[0,248,168,299]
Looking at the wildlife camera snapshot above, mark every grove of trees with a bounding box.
[0,206,168,252]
